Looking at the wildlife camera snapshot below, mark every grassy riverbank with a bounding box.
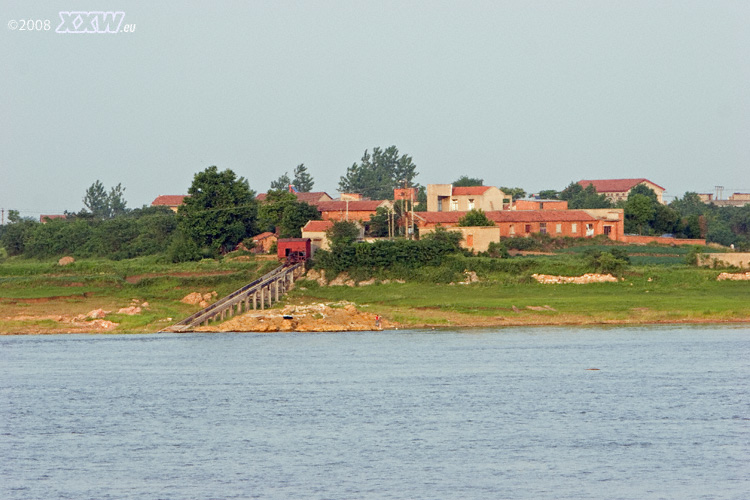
[0,255,278,334]
[288,260,750,328]
[1,248,748,333]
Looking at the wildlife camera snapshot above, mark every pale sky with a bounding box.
[2,1,749,219]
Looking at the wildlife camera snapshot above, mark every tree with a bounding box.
[338,146,419,200]
[458,209,495,227]
[257,190,320,238]
[538,190,559,200]
[368,206,391,237]
[107,183,128,218]
[559,182,612,209]
[624,194,655,235]
[82,180,128,219]
[7,209,22,224]
[270,172,291,192]
[292,164,314,192]
[629,184,659,202]
[326,220,360,248]
[670,192,706,217]
[452,176,483,187]
[500,186,527,200]
[179,166,258,253]
[83,180,109,218]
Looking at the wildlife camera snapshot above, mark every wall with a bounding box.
[426,184,452,212]
[420,226,500,253]
[514,200,568,210]
[698,253,750,269]
[621,235,706,246]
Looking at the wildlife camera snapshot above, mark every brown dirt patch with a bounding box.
[124,270,236,284]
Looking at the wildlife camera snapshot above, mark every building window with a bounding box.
[525,224,532,234]
[509,224,515,235]
[556,223,562,234]
[450,199,458,211]
[586,223,594,237]
[604,225,612,236]
[572,223,577,233]
[468,199,475,210]
[540,223,547,234]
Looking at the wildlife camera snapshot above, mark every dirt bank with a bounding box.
[196,301,392,332]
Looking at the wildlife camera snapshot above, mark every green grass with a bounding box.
[0,255,280,333]
[291,263,750,326]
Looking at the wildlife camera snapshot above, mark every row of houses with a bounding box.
[148,177,705,256]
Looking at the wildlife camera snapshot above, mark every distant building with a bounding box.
[712,193,750,207]
[415,209,625,252]
[151,195,188,212]
[426,185,507,212]
[577,178,666,204]
[40,214,67,223]
[315,200,392,223]
[513,199,568,211]
[250,232,277,253]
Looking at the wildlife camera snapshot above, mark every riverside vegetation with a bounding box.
[1,231,748,334]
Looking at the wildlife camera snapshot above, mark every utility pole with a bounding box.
[1,209,4,226]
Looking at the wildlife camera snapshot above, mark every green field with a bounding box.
[0,255,279,333]
[1,248,748,333]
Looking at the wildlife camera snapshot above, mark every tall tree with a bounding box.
[624,194,656,235]
[452,176,484,187]
[338,146,419,200]
[292,164,314,192]
[500,186,527,200]
[83,180,109,218]
[559,182,612,209]
[107,183,128,218]
[82,180,128,218]
[270,172,291,192]
[258,190,320,238]
[179,166,258,253]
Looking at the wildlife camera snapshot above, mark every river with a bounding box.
[2,326,748,499]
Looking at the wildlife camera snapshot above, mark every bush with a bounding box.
[582,249,629,275]
[168,234,202,263]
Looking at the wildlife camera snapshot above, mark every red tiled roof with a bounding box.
[452,186,492,196]
[302,220,333,232]
[151,195,188,206]
[296,192,332,204]
[416,210,597,224]
[316,200,388,212]
[577,179,665,193]
[252,231,276,241]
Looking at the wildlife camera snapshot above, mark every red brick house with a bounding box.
[415,209,625,251]
[315,200,392,223]
[251,232,277,253]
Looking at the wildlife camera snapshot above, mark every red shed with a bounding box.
[277,238,312,263]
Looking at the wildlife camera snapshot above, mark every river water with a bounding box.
[1,326,748,499]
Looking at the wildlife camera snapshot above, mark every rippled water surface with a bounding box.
[2,326,749,499]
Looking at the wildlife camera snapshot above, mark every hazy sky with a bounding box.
[2,1,748,219]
